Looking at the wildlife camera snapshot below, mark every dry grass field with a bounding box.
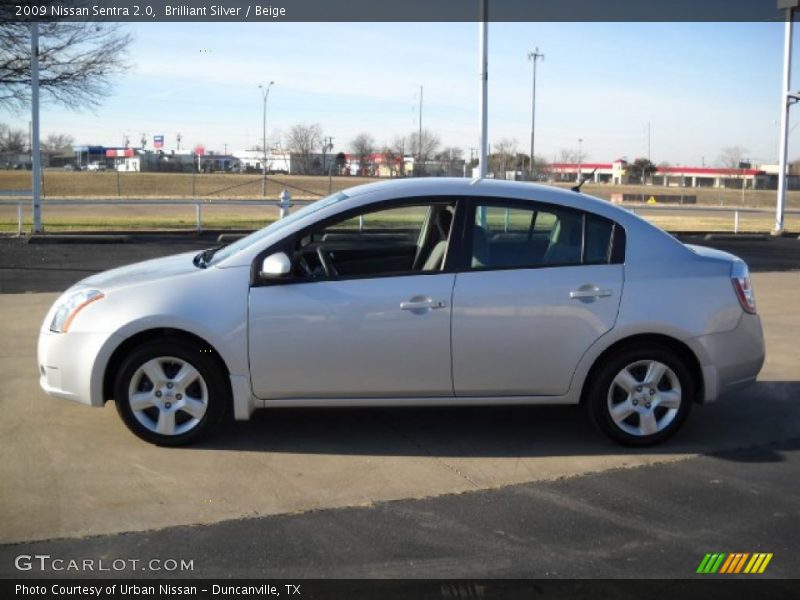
[0,171,798,233]
[0,171,378,200]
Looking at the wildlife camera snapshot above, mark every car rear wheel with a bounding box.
[587,344,694,446]
[114,339,228,446]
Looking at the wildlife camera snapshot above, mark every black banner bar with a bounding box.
[3,579,800,600]
[0,0,789,23]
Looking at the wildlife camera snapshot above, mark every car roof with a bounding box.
[342,177,626,220]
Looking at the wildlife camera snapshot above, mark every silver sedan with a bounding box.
[37,178,765,446]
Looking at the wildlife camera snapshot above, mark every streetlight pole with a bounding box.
[527,48,544,181]
[577,138,583,183]
[477,0,488,180]
[259,81,274,197]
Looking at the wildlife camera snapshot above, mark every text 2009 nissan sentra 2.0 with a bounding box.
[38,178,765,446]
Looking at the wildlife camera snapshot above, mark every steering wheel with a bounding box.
[316,246,338,278]
[296,253,313,277]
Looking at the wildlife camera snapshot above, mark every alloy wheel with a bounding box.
[127,356,209,436]
[606,359,682,438]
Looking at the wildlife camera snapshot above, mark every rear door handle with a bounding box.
[400,297,447,311]
[569,286,613,299]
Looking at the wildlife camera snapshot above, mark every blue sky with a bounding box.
[2,20,792,166]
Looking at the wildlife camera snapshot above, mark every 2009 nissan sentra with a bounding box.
[37,178,765,446]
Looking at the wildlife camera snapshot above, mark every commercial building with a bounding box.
[548,159,778,189]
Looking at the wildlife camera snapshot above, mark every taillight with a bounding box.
[731,261,756,314]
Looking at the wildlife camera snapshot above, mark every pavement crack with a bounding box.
[372,413,481,489]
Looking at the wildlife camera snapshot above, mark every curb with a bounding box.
[702,234,770,242]
[27,234,132,244]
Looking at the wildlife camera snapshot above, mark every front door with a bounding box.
[248,201,458,399]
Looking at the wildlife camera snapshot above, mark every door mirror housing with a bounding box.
[260,252,292,278]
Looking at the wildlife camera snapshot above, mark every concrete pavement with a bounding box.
[0,273,798,545]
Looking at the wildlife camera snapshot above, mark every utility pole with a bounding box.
[321,135,333,177]
[647,121,651,162]
[31,23,42,233]
[577,138,583,182]
[176,132,182,152]
[259,81,274,196]
[776,0,798,234]
[527,47,544,180]
[417,84,423,176]
[740,158,751,206]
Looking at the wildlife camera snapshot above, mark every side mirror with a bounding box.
[260,252,292,278]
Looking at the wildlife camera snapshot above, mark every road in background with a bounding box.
[0,232,798,294]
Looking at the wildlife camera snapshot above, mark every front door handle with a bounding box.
[400,297,447,311]
[569,286,613,299]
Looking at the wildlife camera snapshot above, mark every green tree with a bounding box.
[628,157,657,184]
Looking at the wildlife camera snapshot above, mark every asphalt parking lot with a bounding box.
[0,233,798,579]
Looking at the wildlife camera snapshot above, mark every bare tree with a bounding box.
[285,122,323,174]
[491,138,518,178]
[0,123,27,151]
[435,146,464,176]
[408,129,440,175]
[436,146,463,162]
[391,136,407,176]
[0,23,132,111]
[532,155,550,180]
[719,145,751,192]
[350,132,376,176]
[42,133,74,152]
[558,148,581,164]
[719,145,748,170]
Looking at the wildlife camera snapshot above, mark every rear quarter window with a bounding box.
[584,215,614,264]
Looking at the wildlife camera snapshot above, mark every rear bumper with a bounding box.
[692,313,765,402]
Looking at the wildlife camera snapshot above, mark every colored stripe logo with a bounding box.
[696,552,773,574]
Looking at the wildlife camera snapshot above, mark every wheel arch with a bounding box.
[579,333,704,406]
[102,328,232,404]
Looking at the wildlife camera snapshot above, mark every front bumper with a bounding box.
[692,312,765,402]
[37,329,118,407]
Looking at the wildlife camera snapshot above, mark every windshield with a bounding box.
[208,191,349,265]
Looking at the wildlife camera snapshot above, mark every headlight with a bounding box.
[49,289,105,333]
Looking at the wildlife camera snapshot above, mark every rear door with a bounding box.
[452,200,624,397]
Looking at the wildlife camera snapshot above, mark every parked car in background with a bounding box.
[37,178,764,446]
[86,161,107,171]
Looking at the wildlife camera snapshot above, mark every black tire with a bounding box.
[586,344,694,447]
[114,338,229,446]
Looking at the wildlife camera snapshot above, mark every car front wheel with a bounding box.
[114,339,228,446]
[587,344,694,446]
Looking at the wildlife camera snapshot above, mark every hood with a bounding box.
[76,251,200,291]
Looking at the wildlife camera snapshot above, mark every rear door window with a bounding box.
[470,201,623,270]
